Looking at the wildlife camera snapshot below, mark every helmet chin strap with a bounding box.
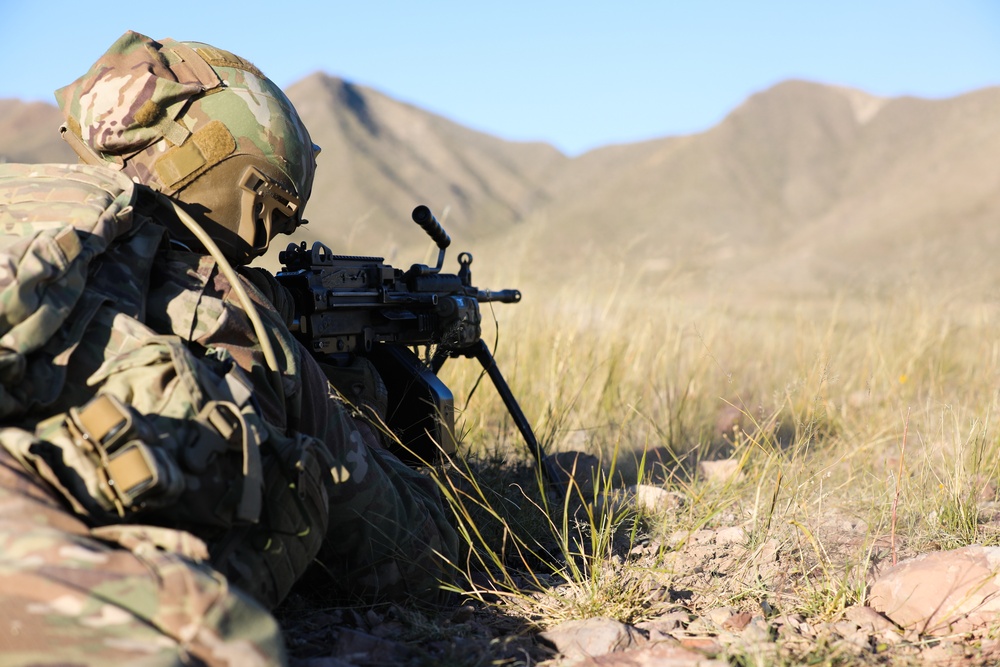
[60,123,122,168]
[155,191,286,411]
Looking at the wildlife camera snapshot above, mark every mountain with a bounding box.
[0,100,75,163]
[283,74,568,261]
[3,78,999,298]
[494,80,1000,296]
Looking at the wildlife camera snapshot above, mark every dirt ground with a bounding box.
[273,492,1000,667]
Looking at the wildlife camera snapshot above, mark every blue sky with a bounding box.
[2,1,999,155]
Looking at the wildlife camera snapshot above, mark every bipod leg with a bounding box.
[470,341,558,484]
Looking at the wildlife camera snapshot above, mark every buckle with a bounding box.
[69,394,133,454]
[203,401,243,444]
[106,441,160,504]
[67,394,162,512]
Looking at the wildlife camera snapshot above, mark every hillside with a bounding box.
[501,81,1000,297]
[0,99,75,164]
[283,74,569,260]
[3,78,999,297]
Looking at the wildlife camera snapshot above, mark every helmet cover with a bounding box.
[55,30,318,263]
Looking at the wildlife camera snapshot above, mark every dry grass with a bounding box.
[429,270,1000,662]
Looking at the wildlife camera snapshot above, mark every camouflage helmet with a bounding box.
[55,30,318,264]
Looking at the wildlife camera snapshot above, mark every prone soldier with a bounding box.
[0,30,458,666]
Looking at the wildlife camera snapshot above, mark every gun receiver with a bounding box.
[276,206,548,479]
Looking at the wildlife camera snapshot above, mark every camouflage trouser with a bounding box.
[304,357,459,604]
[0,448,286,667]
[309,409,460,603]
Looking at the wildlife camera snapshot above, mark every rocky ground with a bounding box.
[276,532,1000,665]
[274,457,1000,667]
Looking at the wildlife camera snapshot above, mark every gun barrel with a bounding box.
[477,289,521,303]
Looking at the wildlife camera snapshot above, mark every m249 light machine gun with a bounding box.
[276,205,549,479]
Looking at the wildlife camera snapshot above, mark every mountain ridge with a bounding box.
[3,76,998,297]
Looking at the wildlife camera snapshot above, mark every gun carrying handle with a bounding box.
[412,205,451,250]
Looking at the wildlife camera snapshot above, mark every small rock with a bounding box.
[714,526,745,545]
[740,618,771,644]
[636,610,691,635]
[323,627,412,665]
[869,546,1000,635]
[706,607,737,627]
[723,612,753,632]
[678,637,724,654]
[697,459,744,484]
[836,631,874,654]
[842,604,898,634]
[538,617,641,661]
[630,484,685,512]
[596,484,686,518]
[449,604,475,624]
[920,642,964,664]
[690,530,717,545]
[628,540,659,559]
[756,539,780,563]
[369,620,405,638]
[568,642,728,666]
[683,617,717,636]
[774,623,800,641]
[770,613,805,629]
[797,622,817,639]
[879,627,904,646]
[770,613,804,640]
[833,620,859,637]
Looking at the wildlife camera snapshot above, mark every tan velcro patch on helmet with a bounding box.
[154,120,237,190]
[193,45,264,79]
[133,100,162,128]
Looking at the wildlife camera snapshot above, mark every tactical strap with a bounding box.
[160,39,224,90]
[72,393,131,450]
[59,120,119,168]
[68,394,160,515]
[106,445,158,502]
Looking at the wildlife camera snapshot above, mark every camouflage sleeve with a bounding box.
[0,446,286,667]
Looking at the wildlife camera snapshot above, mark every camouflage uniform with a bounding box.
[0,31,458,667]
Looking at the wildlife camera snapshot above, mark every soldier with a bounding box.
[0,30,458,666]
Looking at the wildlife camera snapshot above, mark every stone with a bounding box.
[630,484,685,512]
[868,546,1000,636]
[706,606,737,627]
[677,637,724,654]
[636,611,691,635]
[538,617,642,661]
[566,642,728,666]
[714,527,745,545]
[740,617,771,643]
[683,617,717,636]
[595,484,685,518]
[724,612,754,632]
[842,604,899,634]
[697,459,744,484]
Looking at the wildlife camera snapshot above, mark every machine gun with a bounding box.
[276,205,548,478]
